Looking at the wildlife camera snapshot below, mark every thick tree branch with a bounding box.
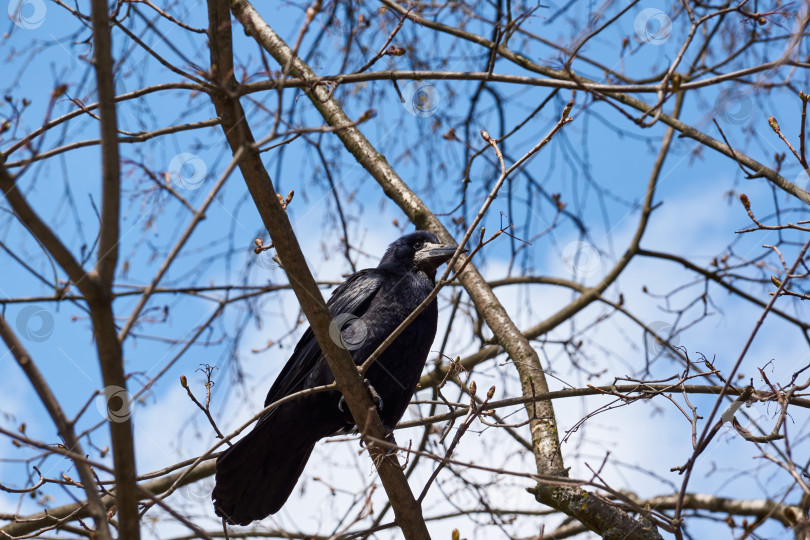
[89,0,121,289]
[86,0,141,536]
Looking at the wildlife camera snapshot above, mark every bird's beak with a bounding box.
[415,242,467,269]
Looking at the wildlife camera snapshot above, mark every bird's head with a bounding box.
[378,231,464,276]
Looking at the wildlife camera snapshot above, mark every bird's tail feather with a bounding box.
[212,416,317,525]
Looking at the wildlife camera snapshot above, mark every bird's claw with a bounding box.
[364,378,384,411]
[337,379,383,413]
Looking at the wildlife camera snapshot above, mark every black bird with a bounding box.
[213,231,460,525]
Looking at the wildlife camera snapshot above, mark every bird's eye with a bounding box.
[413,241,423,250]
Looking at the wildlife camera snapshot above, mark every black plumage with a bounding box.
[212,231,460,525]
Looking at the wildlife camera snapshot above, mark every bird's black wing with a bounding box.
[262,268,386,408]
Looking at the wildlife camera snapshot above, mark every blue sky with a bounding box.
[1,1,809,538]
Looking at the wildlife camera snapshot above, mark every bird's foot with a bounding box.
[337,378,384,413]
[364,378,384,410]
